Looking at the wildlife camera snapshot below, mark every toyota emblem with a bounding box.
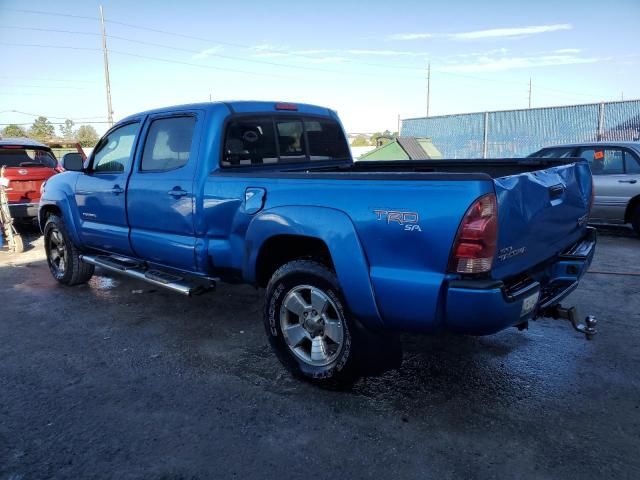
[18,169,28,175]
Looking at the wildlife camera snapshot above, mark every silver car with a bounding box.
[529,142,640,235]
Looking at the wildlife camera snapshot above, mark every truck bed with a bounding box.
[217,158,579,180]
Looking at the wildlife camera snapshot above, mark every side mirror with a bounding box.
[61,152,84,171]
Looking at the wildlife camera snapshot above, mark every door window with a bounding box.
[141,116,196,171]
[92,122,139,173]
[578,148,624,175]
[625,151,640,174]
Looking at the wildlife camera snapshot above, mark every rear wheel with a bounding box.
[264,259,401,387]
[632,204,640,236]
[44,214,94,285]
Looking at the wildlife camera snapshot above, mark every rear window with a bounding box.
[222,116,349,167]
[0,148,57,168]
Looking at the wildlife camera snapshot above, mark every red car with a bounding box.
[0,138,62,221]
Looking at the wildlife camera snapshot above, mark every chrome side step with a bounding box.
[80,254,216,296]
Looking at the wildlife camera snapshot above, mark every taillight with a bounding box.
[448,193,498,275]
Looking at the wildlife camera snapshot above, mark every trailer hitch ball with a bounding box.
[544,306,597,340]
[583,315,597,341]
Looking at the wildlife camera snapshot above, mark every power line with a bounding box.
[1,85,87,90]
[0,20,621,99]
[0,11,428,72]
[0,110,106,120]
[3,8,97,21]
[0,121,111,126]
[0,75,96,84]
[0,25,425,78]
[0,42,101,52]
[1,9,624,100]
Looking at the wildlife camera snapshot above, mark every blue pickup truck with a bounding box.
[39,101,597,385]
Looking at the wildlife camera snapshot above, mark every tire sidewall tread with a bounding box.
[264,259,358,385]
[44,214,94,286]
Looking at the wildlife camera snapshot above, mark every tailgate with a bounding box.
[2,166,56,203]
[492,160,592,280]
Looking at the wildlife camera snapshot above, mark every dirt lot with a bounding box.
[1,227,639,479]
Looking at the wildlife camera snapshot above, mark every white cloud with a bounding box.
[253,51,290,58]
[192,46,223,60]
[450,24,572,40]
[387,33,433,40]
[438,53,598,73]
[387,24,572,41]
[553,48,581,54]
[347,49,428,57]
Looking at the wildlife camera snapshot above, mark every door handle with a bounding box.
[618,179,637,184]
[111,185,124,195]
[168,187,188,198]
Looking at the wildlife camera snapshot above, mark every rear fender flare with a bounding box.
[244,206,382,328]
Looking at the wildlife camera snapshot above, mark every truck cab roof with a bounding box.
[118,101,337,126]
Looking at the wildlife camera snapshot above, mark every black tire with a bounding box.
[264,259,401,387]
[44,214,94,285]
[632,204,640,236]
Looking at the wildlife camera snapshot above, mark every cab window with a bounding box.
[92,123,139,173]
[222,115,349,167]
[141,116,195,172]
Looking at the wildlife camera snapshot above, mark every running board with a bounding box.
[80,254,216,296]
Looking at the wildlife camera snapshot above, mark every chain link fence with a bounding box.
[401,100,640,158]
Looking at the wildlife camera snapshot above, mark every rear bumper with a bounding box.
[8,202,39,220]
[444,227,596,335]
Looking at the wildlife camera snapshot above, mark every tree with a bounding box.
[370,130,397,147]
[351,135,370,147]
[28,116,55,142]
[76,125,99,147]
[2,124,28,138]
[59,119,75,140]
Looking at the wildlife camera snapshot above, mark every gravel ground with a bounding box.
[1,227,639,479]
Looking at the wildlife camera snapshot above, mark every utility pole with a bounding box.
[528,77,532,109]
[99,5,114,127]
[397,114,401,136]
[621,91,624,101]
[426,61,431,118]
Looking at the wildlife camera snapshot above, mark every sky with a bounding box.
[1,0,639,135]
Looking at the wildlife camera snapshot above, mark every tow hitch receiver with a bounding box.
[542,305,597,340]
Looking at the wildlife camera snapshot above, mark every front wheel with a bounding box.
[264,259,401,387]
[44,214,94,285]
